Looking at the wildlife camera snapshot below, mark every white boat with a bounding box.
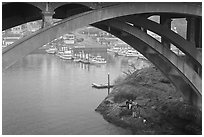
[46,46,57,54]
[56,51,64,56]
[58,50,73,60]
[92,83,113,89]
[73,58,81,62]
[107,48,115,52]
[90,56,107,64]
[81,59,90,64]
[117,49,128,56]
[125,50,139,57]
[79,52,91,64]
[107,47,121,53]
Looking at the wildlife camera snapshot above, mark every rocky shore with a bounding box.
[95,63,202,135]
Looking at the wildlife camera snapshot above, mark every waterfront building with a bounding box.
[26,20,42,32]
[2,32,23,47]
[63,33,75,44]
[11,25,22,34]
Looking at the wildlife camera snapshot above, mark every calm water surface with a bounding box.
[2,51,135,135]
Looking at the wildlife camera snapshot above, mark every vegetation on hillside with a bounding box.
[96,62,201,135]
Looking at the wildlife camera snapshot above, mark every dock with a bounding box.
[92,83,114,89]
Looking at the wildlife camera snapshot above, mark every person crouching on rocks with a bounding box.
[126,99,133,110]
[132,101,140,118]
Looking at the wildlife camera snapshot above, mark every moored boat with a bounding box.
[73,58,81,62]
[90,56,107,64]
[125,49,139,57]
[46,46,57,54]
[58,50,73,60]
[81,59,90,64]
[92,83,114,89]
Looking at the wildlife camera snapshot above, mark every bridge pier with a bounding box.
[197,18,202,49]
[183,17,202,109]
[197,18,202,76]
[41,2,55,28]
[186,17,202,76]
[160,15,172,49]
[186,17,202,48]
[186,17,196,45]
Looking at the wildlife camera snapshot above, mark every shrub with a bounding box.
[113,75,126,85]
[119,109,132,117]
[159,79,171,84]
[113,91,136,103]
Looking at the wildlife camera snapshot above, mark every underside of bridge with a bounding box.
[2,2,202,109]
[53,3,92,19]
[2,2,42,30]
[2,2,93,30]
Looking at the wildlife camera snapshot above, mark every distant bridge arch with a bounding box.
[2,2,118,30]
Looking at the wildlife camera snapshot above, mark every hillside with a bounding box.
[95,64,201,135]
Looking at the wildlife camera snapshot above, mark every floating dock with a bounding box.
[92,83,114,89]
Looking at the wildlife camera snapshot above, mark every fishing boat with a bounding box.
[92,83,114,89]
[46,46,57,54]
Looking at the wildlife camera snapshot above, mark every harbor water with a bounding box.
[2,50,137,135]
[2,51,141,135]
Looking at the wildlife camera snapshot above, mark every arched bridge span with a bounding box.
[93,19,201,108]
[2,2,202,109]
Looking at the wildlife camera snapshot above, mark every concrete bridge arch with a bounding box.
[2,2,202,109]
[117,15,202,67]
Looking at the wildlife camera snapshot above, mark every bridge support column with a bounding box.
[186,17,202,76]
[186,17,196,45]
[198,18,202,49]
[194,18,202,49]
[197,18,202,76]
[160,16,172,49]
[195,18,202,77]
[41,2,55,28]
